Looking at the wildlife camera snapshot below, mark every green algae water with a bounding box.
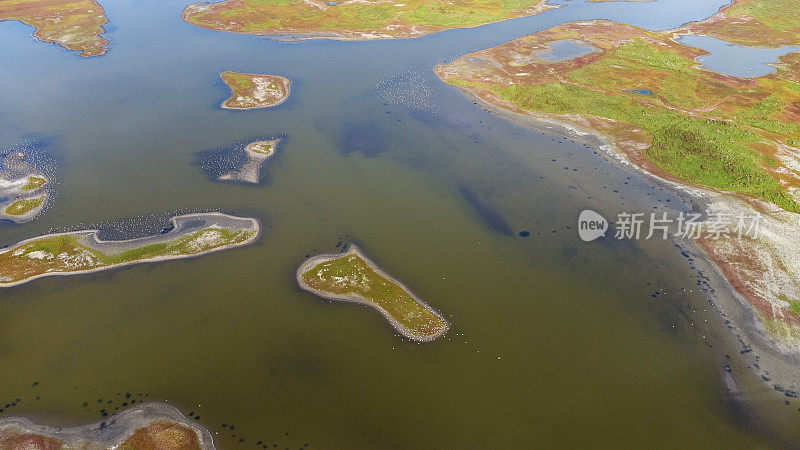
[2,0,800,447]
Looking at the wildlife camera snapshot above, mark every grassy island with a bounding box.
[220,72,291,110]
[0,152,51,223]
[297,246,449,341]
[0,403,213,449]
[436,0,800,347]
[0,212,259,287]
[182,0,555,41]
[219,138,281,184]
[0,0,109,57]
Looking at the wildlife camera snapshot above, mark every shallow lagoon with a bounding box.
[1,0,800,447]
[677,34,799,78]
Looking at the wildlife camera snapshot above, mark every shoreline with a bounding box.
[0,402,214,449]
[181,1,559,43]
[445,83,800,395]
[0,212,261,288]
[296,245,449,342]
[219,73,291,110]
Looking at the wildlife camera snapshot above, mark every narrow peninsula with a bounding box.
[219,138,281,184]
[0,0,109,57]
[0,212,260,287]
[436,0,800,376]
[220,72,291,110]
[0,151,50,224]
[0,402,214,449]
[182,0,556,41]
[297,246,449,342]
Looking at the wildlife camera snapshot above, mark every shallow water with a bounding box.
[535,39,598,61]
[677,34,799,78]
[1,0,799,447]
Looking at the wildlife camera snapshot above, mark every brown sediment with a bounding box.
[0,0,109,57]
[0,403,214,449]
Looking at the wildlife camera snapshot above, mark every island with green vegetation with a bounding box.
[0,0,109,57]
[220,72,291,110]
[0,403,214,449]
[0,212,259,287]
[297,246,449,342]
[219,138,281,184]
[0,151,50,224]
[436,0,800,353]
[182,0,556,41]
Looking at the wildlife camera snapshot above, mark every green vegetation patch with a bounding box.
[22,176,47,191]
[300,251,448,339]
[489,81,799,212]
[4,196,44,216]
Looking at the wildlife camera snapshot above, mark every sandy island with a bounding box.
[0,151,50,224]
[435,0,800,392]
[0,212,260,288]
[0,402,214,449]
[182,0,557,42]
[220,72,291,110]
[297,245,449,342]
[0,0,109,57]
[218,138,281,184]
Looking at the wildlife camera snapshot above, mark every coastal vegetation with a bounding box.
[0,213,259,287]
[0,403,210,449]
[220,72,291,109]
[0,0,109,56]
[182,0,554,40]
[298,247,449,341]
[4,196,45,216]
[436,2,800,348]
[437,20,800,212]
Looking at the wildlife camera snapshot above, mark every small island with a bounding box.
[0,151,51,224]
[297,246,449,342]
[0,212,260,287]
[220,72,291,110]
[182,0,555,41]
[0,402,214,449]
[219,138,281,184]
[0,0,109,57]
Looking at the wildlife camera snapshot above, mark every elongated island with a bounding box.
[182,0,556,41]
[436,0,800,387]
[0,212,259,287]
[220,72,291,110]
[0,151,50,224]
[0,0,109,57]
[297,246,449,342]
[0,403,214,449]
[219,138,281,184]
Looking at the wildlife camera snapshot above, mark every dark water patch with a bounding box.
[340,121,388,157]
[623,89,653,95]
[458,184,513,236]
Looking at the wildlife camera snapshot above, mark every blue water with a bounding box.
[535,39,598,61]
[677,34,800,77]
